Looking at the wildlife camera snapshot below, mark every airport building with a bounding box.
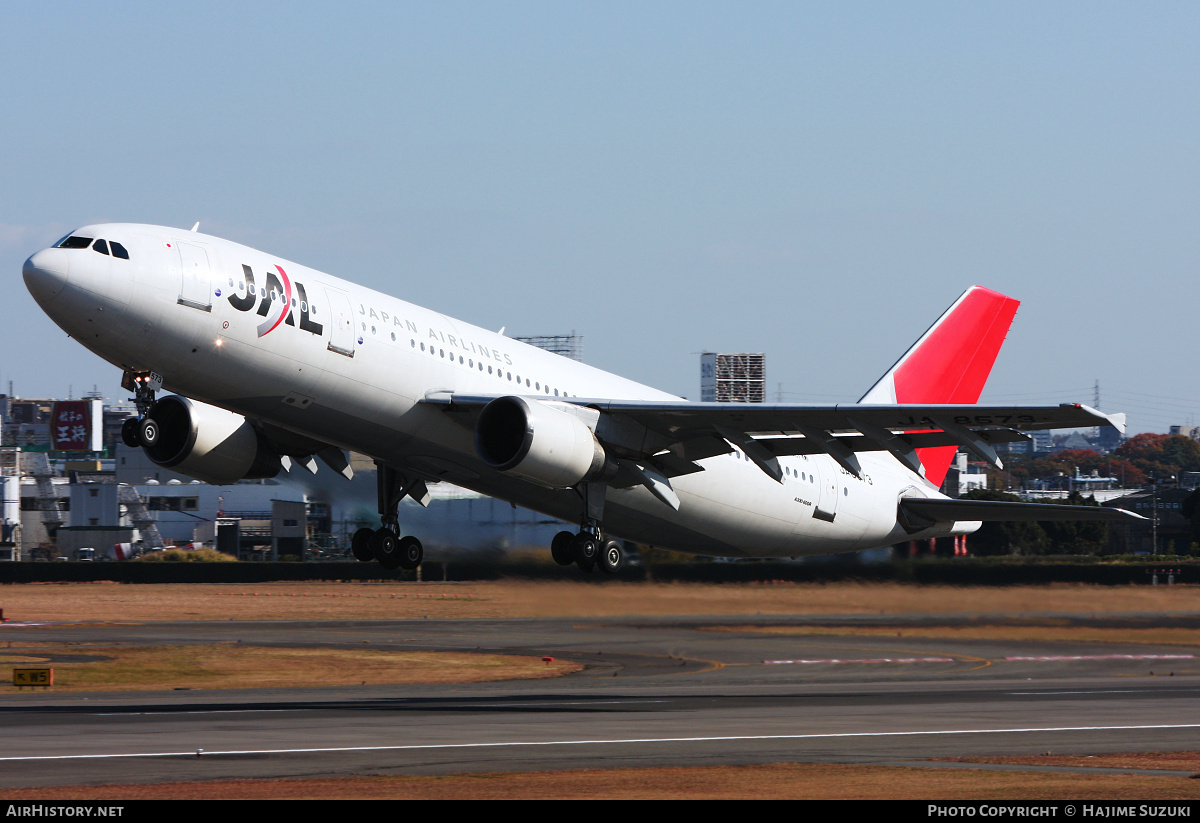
[6,428,573,562]
[0,386,582,561]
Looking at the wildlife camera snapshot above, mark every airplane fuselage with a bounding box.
[25,223,967,557]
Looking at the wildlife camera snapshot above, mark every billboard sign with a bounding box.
[50,400,102,451]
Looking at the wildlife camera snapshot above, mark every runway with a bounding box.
[1,615,1198,788]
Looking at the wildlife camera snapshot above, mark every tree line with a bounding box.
[1002,433,1200,488]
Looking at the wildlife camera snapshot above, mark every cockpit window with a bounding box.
[110,241,129,259]
[56,236,94,249]
[93,239,110,255]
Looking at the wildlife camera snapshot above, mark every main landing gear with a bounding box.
[551,530,624,574]
[352,462,426,571]
[549,481,624,575]
[351,527,422,571]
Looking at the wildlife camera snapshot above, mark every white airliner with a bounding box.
[23,223,1137,572]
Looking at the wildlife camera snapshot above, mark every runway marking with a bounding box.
[3,723,1200,762]
[1005,654,1196,661]
[91,709,300,716]
[89,699,670,716]
[765,657,956,664]
[1009,689,1200,695]
[483,700,669,707]
[762,644,991,673]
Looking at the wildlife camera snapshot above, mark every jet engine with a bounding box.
[136,395,281,485]
[475,396,612,488]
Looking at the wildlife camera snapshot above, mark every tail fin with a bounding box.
[859,286,1020,486]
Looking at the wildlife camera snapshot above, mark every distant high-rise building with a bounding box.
[1030,430,1054,454]
[700,352,766,403]
[513,333,583,361]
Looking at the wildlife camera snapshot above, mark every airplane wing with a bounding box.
[426,393,1124,486]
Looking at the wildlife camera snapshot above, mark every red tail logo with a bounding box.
[860,286,1020,486]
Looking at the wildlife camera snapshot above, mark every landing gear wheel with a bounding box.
[571,532,598,572]
[370,529,402,570]
[351,528,375,562]
[138,417,160,448]
[598,540,623,574]
[121,417,140,449]
[397,536,423,570]
[551,531,575,566]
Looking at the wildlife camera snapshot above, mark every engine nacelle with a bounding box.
[475,396,610,488]
[140,395,281,485]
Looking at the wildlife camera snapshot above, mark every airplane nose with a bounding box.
[23,247,69,305]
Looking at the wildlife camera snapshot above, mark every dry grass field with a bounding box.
[2,579,1198,623]
[3,760,1198,800]
[0,644,579,691]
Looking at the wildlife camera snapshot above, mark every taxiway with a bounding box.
[1,615,1197,788]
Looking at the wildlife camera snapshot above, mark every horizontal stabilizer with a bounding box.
[900,497,1144,524]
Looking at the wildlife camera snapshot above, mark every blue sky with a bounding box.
[2,2,1197,432]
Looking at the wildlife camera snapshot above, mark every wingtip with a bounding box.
[1111,506,1146,522]
[1075,403,1127,435]
[1107,412,1127,435]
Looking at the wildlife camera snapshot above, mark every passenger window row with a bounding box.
[394,336,572,398]
[730,447,816,484]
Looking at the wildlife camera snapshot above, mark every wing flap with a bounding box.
[755,428,1027,457]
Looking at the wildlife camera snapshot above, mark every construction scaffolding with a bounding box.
[23,451,64,534]
[0,448,19,560]
[700,352,766,403]
[513,332,583,361]
[118,485,165,550]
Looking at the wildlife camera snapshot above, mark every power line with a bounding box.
[981,387,1095,399]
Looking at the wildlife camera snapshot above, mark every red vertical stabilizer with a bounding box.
[858,286,1020,487]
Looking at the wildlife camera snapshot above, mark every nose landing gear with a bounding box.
[120,370,163,448]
